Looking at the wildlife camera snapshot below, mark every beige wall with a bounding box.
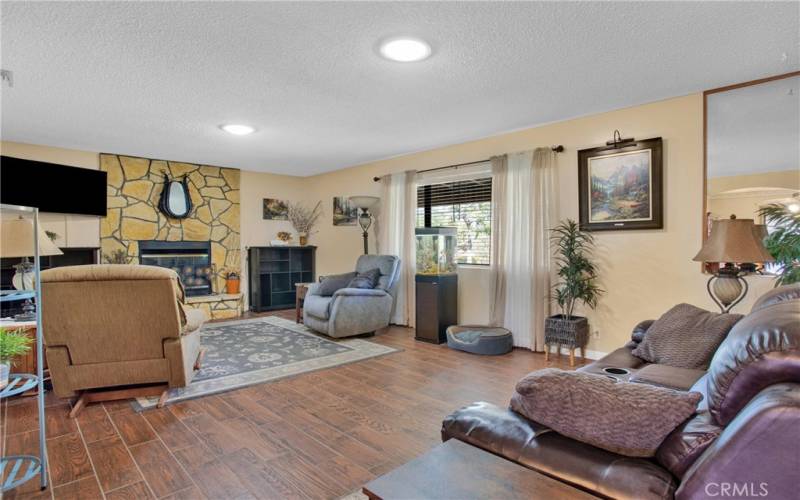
[303,94,773,354]
[707,169,800,221]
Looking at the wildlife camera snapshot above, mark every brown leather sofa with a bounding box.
[41,265,207,414]
[442,284,800,499]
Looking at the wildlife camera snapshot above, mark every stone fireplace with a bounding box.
[100,154,242,319]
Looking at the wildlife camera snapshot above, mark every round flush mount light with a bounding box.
[379,37,432,62]
[220,124,255,135]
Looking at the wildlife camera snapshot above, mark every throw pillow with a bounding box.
[348,268,381,289]
[317,272,357,296]
[631,303,743,369]
[510,368,702,457]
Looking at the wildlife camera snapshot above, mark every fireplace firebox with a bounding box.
[139,241,213,296]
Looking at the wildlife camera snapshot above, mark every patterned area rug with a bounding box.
[133,315,398,410]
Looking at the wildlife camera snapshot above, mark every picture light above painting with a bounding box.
[577,136,663,231]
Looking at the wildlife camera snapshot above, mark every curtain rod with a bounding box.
[372,145,564,182]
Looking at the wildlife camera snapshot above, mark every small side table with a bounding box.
[295,283,311,323]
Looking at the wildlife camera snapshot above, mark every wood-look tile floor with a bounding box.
[1,310,580,500]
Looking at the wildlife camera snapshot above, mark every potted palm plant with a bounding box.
[545,219,603,358]
[0,327,32,389]
[758,202,800,286]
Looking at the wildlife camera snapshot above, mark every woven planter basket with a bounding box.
[544,315,589,349]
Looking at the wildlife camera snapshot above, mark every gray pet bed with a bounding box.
[446,325,513,355]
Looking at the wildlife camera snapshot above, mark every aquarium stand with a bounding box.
[415,273,458,344]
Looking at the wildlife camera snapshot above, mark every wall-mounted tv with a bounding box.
[0,156,107,216]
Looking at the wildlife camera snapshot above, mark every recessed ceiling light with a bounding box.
[379,37,432,62]
[220,124,255,135]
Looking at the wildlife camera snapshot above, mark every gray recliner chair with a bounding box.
[303,255,400,338]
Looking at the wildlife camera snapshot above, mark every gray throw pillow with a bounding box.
[348,268,381,289]
[317,272,357,296]
[510,368,702,457]
[631,303,743,369]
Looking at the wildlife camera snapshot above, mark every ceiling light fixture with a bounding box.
[379,37,432,62]
[220,124,255,135]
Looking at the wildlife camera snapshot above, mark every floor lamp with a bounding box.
[349,196,380,254]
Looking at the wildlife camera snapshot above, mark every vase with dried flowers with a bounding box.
[288,201,323,246]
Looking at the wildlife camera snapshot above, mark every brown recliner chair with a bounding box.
[41,264,207,416]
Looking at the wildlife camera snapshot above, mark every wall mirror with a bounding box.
[704,72,800,274]
[158,174,193,219]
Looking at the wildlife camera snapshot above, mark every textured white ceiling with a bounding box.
[1,1,798,176]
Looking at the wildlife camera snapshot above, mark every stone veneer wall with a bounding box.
[99,154,241,311]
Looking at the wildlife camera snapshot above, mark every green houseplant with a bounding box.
[545,219,603,362]
[0,327,32,389]
[757,202,800,286]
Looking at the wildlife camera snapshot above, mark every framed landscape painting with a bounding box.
[333,196,357,226]
[263,198,289,220]
[578,137,663,231]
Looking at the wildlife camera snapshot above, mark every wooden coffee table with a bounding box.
[363,439,597,499]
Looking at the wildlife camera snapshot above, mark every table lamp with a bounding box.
[0,216,63,320]
[349,196,380,254]
[693,216,774,312]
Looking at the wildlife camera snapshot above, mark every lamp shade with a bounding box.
[693,218,774,264]
[0,217,63,258]
[348,196,379,210]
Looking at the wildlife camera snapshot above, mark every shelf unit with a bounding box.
[248,246,316,312]
[0,204,48,493]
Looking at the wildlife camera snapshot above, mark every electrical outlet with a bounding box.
[592,330,600,339]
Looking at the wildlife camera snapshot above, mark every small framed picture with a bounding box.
[263,198,289,220]
[578,137,663,231]
[333,196,357,226]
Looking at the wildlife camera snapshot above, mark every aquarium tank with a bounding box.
[416,227,457,275]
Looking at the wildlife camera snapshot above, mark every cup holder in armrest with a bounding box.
[602,367,631,376]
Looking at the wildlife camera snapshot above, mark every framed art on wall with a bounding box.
[263,198,289,220]
[578,137,663,231]
[333,196,357,226]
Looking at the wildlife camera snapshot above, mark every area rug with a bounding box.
[133,315,398,410]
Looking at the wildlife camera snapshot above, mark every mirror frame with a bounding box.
[701,70,800,265]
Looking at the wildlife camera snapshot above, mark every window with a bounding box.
[416,177,492,265]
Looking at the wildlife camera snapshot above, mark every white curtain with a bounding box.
[489,148,557,350]
[379,170,417,327]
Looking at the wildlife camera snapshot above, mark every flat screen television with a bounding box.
[0,155,107,216]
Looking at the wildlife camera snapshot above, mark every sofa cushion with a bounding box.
[632,303,743,369]
[510,368,702,457]
[750,283,800,313]
[707,299,800,425]
[655,411,722,479]
[317,272,357,296]
[348,268,381,289]
[630,364,706,391]
[304,295,333,320]
[442,401,677,500]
